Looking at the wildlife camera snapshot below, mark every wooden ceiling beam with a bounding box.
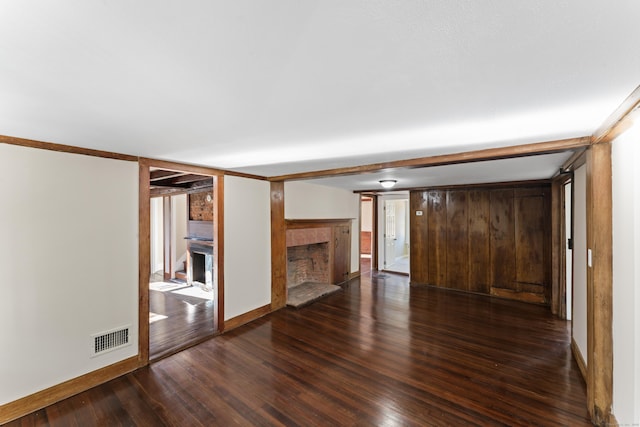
[592,84,640,144]
[149,170,188,181]
[268,136,591,182]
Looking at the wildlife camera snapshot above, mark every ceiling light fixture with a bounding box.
[379,180,397,189]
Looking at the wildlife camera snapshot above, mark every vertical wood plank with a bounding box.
[270,181,287,310]
[550,179,563,316]
[427,191,447,286]
[446,191,468,290]
[333,225,351,284]
[586,143,613,425]
[490,189,515,290]
[468,190,490,293]
[214,175,224,333]
[138,160,150,366]
[514,188,546,291]
[409,191,429,284]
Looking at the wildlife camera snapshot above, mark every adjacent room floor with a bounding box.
[149,276,215,360]
[10,271,590,426]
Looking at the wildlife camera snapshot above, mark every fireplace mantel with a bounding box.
[285,218,353,229]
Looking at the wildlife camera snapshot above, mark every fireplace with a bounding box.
[286,226,332,288]
[188,243,213,290]
[287,242,330,288]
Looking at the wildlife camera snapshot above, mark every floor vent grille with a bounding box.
[91,326,131,357]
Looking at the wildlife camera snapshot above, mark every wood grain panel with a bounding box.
[446,191,468,290]
[515,189,546,289]
[409,191,429,284]
[270,181,287,311]
[467,190,490,293]
[489,189,515,290]
[586,143,613,425]
[333,225,351,284]
[138,160,151,365]
[427,191,447,286]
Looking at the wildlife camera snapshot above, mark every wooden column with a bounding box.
[214,175,224,333]
[585,143,613,425]
[270,181,287,310]
[138,159,151,366]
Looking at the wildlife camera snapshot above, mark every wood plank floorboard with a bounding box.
[149,286,215,360]
[9,271,591,426]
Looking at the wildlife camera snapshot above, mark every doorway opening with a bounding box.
[381,195,410,275]
[360,195,376,274]
[146,167,221,361]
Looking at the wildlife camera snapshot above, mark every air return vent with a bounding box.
[90,326,131,357]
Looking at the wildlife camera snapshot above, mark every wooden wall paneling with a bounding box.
[514,188,547,301]
[550,180,561,315]
[585,143,613,424]
[446,191,468,290]
[333,224,351,284]
[489,189,516,292]
[543,186,553,305]
[467,190,490,293]
[409,191,429,284]
[427,191,447,286]
[270,181,287,311]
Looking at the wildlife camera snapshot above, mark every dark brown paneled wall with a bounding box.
[410,184,550,304]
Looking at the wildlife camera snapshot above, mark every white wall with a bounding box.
[611,125,640,425]
[224,176,271,320]
[0,144,139,405]
[361,198,373,232]
[150,197,164,274]
[572,164,588,365]
[171,194,188,272]
[285,181,360,273]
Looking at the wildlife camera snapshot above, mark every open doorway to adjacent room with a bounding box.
[147,168,220,361]
[360,195,376,274]
[380,194,410,275]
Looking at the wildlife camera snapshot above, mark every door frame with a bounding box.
[138,158,225,365]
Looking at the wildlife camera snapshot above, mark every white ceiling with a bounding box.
[1,1,638,189]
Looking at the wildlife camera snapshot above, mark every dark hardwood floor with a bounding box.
[149,284,215,360]
[10,271,590,426]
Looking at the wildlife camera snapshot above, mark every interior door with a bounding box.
[384,200,396,269]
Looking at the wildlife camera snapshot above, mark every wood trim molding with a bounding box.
[592,84,640,144]
[139,157,266,181]
[214,175,225,333]
[270,182,287,311]
[0,134,138,161]
[562,150,587,172]
[585,143,614,425]
[138,160,151,365]
[223,304,272,332]
[285,218,354,229]
[0,356,140,425]
[571,338,588,383]
[224,170,269,181]
[139,157,225,177]
[269,137,590,182]
[358,179,553,194]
